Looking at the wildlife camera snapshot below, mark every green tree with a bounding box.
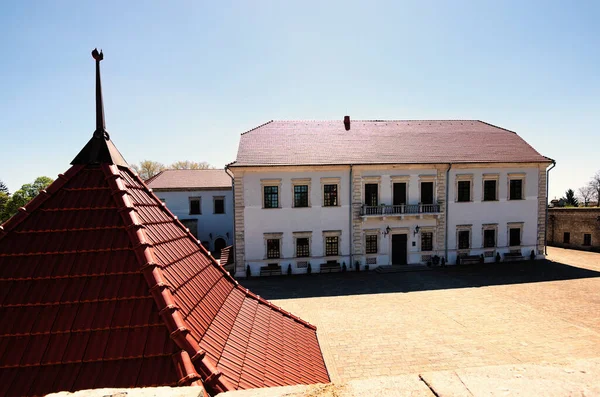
[1,176,54,223]
[563,189,579,207]
[0,192,8,223]
[131,160,166,180]
[0,180,8,194]
[170,160,215,170]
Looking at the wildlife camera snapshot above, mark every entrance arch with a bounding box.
[213,237,227,259]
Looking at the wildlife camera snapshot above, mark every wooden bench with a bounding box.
[503,252,525,262]
[259,264,282,276]
[459,255,482,265]
[320,262,341,273]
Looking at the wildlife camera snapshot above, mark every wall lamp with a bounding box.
[226,232,230,239]
[413,225,420,236]
[383,226,391,236]
[209,233,213,239]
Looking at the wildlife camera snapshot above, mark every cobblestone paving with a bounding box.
[242,247,600,382]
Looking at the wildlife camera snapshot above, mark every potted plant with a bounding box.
[530,250,535,261]
[495,252,501,263]
[307,263,312,275]
[355,260,360,272]
[342,261,347,272]
[246,264,251,279]
[287,263,292,276]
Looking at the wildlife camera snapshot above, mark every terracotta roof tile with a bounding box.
[233,120,550,166]
[147,169,232,190]
[0,161,328,396]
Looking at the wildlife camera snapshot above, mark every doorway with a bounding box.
[391,234,408,265]
[213,237,227,259]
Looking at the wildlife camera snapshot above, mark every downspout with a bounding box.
[224,164,235,274]
[349,164,353,268]
[444,163,452,261]
[544,159,556,255]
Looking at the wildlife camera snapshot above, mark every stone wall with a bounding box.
[548,208,600,251]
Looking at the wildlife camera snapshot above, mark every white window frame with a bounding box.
[482,173,499,202]
[189,196,201,215]
[456,224,472,253]
[455,174,474,203]
[323,230,342,257]
[293,231,312,258]
[291,178,311,208]
[213,195,225,214]
[418,174,436,204]
[419,227,435,253]
[364,229,379,255]
[507,222,524,247]
[508,173,526,201]
[482,223,498,249]
[321,177,341,207]
[261,179,282,209]
[264,232,283,260]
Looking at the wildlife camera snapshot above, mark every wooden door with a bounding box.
[391,234,408,265]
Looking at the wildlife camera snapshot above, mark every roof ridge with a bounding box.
[0,164,85,241]
[268,119,481,122]
[476,120,518,134]
[240,120,273,135]
[102,164,218,393]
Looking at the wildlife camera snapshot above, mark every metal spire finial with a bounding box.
[92,48,107,139]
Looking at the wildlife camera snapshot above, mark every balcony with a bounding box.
[360,203,441,218]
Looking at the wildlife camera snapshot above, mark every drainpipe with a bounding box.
[349,164,353,268]
[544,159,556,255]
[224,164,235,274]
[444,163,452,261]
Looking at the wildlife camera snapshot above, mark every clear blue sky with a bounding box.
[1,1,598,200]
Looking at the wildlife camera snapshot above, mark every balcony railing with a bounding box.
[360,203,440,216]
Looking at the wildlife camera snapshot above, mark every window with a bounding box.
[457,181,471,202]
[365,234,378,254]
[421,232,433,252]
[364,184,378,206]
[421,182,434,204]
[263,186,279,208]
[189,197,201,215]
[323,184,338,206]
[393,182,407,205]
[563,232,570,244]
[509,178,524,200]
[484,229,496,248]
[483,180,497,201]
[296,237,310,257]
[325,236,339,256]
[214,197,225,214]
[509,228,521,246]
[266,239,280,259]
[294,185,309,207]
[583,234,592,246]
[458,230,470,249]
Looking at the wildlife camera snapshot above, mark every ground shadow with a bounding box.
[239,259,600,300]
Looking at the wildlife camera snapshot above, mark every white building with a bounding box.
[228,118,553,277]
[147,169,233,257]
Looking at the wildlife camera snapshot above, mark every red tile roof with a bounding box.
[0,164,329,396]
[147,169,231,190]
[232,120,550,166]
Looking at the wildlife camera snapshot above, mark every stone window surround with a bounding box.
[293,231,312,258]
[263,232,283,260]
[418,174,437,204]
[362,176,381,205]
[364,228,379,255]
[456,224,473,251]
[291,178,311,208]
[321,177,341,207]
[508,173,526,201]
[323,230,342,257]
[189,196,201,215]
[390,175,410,205]
[482,223,498,249]
[482,173,499,202]
[261,178,282,209]
[419,226,435,253]
[507,222,524,247]
[455,173,474,203]
[213,195,225,214]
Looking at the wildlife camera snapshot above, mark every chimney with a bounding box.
[344,115,350,131]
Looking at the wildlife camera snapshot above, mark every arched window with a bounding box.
[213,238,227,259]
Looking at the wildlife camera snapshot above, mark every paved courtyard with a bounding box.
[242,247,600,384]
